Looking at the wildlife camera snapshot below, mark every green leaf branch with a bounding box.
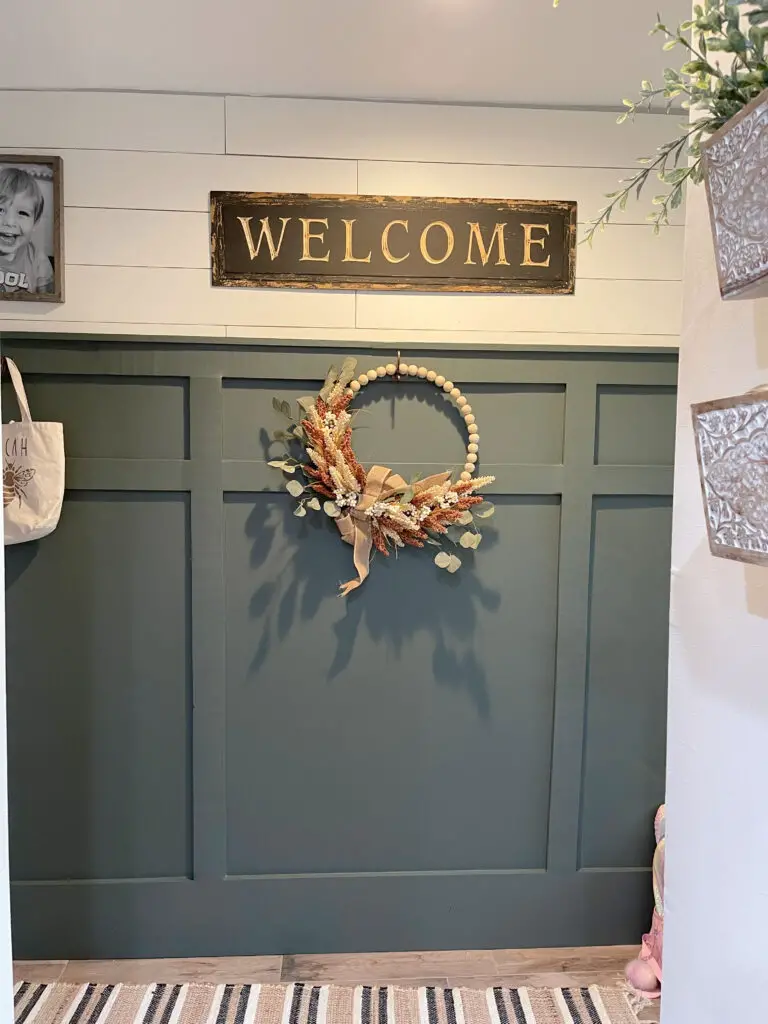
[574,2,768,242]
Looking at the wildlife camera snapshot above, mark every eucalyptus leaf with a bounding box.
[476,506,496,519]
[323,501,341,518]
[307,497,321,511]
[286,480,304,497]
[319,364,339,401]
[267,459,288,469]
[297,396,315,414]
[446,554,462,574]
[293,505,307,518]
[459,531,477,549]
[457,510,474,526]
[434,551,452,569]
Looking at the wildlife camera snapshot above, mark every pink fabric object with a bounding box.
[627,804,665,999]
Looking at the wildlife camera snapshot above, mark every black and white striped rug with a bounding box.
[13,981,642,1024]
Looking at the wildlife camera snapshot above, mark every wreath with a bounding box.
[269,357,495,596]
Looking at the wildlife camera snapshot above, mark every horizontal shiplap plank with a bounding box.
[0,92,225,153]
[0,266,354,329]
[575,225,683,281]
[222,326,677,349]
[62,208,682,282]
[226,96,679,167]
[357,160,685,228]
[0,148,357,212]
[0,320,226,338]
[357,280,682,336]
[0,322,677,349]
[65,209,208,269]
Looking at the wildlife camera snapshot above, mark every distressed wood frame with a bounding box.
[691,389,768,566]
[0,154,64,304]
[210,192,577,294]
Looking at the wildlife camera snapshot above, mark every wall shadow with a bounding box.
[242,494,500,719]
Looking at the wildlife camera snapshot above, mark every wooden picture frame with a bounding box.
[0,155,63,303]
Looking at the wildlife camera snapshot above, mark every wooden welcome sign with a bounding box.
[210,193,577,294]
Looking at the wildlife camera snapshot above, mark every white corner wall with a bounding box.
[662,178,768,1019]
[0,91,683,347]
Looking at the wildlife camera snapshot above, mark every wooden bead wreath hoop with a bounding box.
[269,356,495,596]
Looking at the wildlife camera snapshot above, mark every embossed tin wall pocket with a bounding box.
[692,387,768,565]
[702,87,768,300]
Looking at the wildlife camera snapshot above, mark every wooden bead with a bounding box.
[464,413,476,426]
[398,362,408,374]
[456,396,468,408]
[464,463,475,474]
[350,380,361,392]
[435,375,446,387]
[460,471,472,482]
[462,405,472,415]
[466,453,478,464]
[408,364,418,375]
[376,366,387,377]
[468,443,478,454]
[469,432,480,444]
[386,363,397,375]
[450,387,461,399]
[427,370,437,382]
[443,380,454,392]
[358,374,369,385]
[367,369,378,381]
[417,366,428,378]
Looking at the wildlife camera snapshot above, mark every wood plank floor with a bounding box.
[13,948,660,1022]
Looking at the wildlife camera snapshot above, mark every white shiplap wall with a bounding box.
[0,91,683,347]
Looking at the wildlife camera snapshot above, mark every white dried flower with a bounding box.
[334,490,359,509]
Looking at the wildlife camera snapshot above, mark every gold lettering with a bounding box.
[465,222,510,266]
[238,216,291,261]
[342,219,372,263]
[520,223,551,267]
[381,220,409,263]
[419,221,455,265]
[299,218,331,262]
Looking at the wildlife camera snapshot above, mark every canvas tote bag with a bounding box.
[2,358,64,545]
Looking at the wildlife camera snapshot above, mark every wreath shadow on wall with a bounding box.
[245,384,501,718]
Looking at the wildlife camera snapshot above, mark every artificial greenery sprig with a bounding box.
[557,2,768,242]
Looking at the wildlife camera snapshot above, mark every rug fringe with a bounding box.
[622,979,655,1017]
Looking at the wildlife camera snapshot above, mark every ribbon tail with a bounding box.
[339,519,373,597]
[335,512,355,547]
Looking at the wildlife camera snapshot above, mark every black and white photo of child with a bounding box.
[0,163,55,296]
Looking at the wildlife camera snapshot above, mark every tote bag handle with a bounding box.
[2,358,31,423]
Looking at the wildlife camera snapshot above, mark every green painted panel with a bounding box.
[0,337,677,958]
[595,386,677,466]
[578,495,672,869]
[223,380,565,468]
[2,376,189,460]
[224,493,560,875]
[5,491,192,882]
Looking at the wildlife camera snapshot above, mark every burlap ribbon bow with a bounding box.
[336,465,451,596]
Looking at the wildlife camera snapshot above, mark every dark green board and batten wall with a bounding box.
[1,336,676,959]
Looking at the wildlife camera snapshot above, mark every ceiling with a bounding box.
[7,0,692,108]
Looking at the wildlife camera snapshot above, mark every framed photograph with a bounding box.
[0,155,63,303]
